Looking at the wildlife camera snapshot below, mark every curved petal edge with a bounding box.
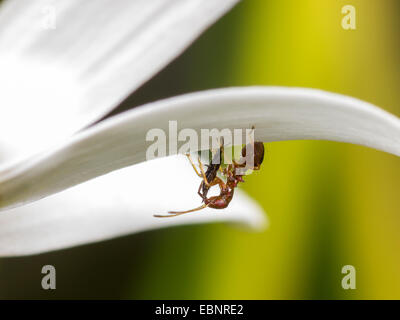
[0,155,267,256]
[1,86,399,211]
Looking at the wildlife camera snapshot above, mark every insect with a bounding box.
[198,138,223,201]
[154,127,264,218]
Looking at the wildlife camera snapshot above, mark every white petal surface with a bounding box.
[1,87,399,211]
[0,155,267,257]
[0,0,238,163]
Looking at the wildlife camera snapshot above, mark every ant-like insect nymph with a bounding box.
[154,127,264,218]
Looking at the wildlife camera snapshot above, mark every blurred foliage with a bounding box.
[0,0,400,299]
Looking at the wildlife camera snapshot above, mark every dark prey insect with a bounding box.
[198,139,223,201]
[154,127,264,218]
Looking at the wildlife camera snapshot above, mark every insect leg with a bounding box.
[198,182,205,200]
[212,177,227,190]
[198,158,211,187]
[185,154,202,178]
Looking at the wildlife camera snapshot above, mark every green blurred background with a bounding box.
[1,0,400,299]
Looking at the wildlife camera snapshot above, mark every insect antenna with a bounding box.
[153,204,209,218]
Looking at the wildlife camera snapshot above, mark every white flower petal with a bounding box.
[0,155,267,256]
[0,0,238,162]
[1,87,399,211]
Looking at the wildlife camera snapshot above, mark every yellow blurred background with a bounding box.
[0,0,399,299]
